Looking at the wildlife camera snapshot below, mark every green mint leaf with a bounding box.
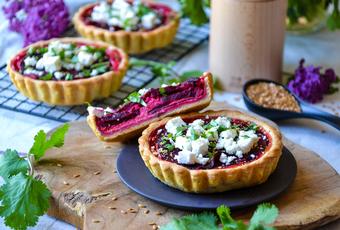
[0,149,29,180]
[29,124,69,161]
[0,173,51,230]
[250,203,279,226]
[161,212,219,230]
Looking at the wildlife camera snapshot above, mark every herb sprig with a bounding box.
[0,124,69,230]
[161,203,279,230]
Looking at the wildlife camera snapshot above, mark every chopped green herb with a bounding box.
[59,50,65,60]
[175,126,187,137]
[159,87,167,96]
[136,3,152,17]
[83,69,91,77]
[27,47,36,56]
[189,128,199,140]
[247,123,258,131]
[124,91,147,106]
[164,144,175,151]
[40,73,53,81]
[65,73,73,81]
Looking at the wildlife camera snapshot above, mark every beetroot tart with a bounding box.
[87,72,213,141]
[73,0,179,54]
[7,37,128,105]
[138,110,283,193]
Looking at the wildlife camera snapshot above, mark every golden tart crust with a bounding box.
[7,37,128,106]
[138,110,283,193]
[87,72,214,142]
[73,3,180,54]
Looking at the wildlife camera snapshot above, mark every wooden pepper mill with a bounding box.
[209,0,287,91]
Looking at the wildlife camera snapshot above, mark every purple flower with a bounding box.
[288,59,339,103]
[3,0,70,46]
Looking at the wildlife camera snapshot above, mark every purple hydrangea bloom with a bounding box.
[3,0,70,46]
[288,59,339,103]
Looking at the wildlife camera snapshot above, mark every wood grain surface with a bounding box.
[35,103,340,230]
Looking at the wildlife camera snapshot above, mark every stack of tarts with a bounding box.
[86,72,283,193]
[7,38,128,105]
[73,0,180,54]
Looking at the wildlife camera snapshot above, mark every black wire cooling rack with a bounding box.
[0,19,209,122]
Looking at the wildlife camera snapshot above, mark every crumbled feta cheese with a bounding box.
[165,117,186,135]
[191,119,204,127]
[219,154,236,164]
[91,2,111,23]
[237,132,258,154]
[87,106,105,118]
[186,126,204,138]
[175,136,192,151]
[220,129,238,139]
[175,150,196,165]
[63,63,74,70]
[196,154,209,165]
[161,84,168,88]
[24,56,37,67]
[91,69,99,76]
[54,71,65,80]
[141,12,160,29]
[191,137,209,156]
[138,88,149,96]
[215,116,231,128]
[23,68,43,76]
[104,107,115,114]
[36,55,62,72]
[223,139,239,154]
[78,51,96,66]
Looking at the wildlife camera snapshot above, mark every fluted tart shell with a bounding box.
[73,3,180,54]
[138,110,283,193]
[7,37,128,106]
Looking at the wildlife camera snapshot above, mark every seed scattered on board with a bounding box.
[92,219,100,223]
[156,212,162,216]
[109,207,116,210]
[57,163,62,167]
[94,171,101,175]
[112,197,118,201]
[73,174,80,178]
[63,181,69,185]
[144,209,150,214]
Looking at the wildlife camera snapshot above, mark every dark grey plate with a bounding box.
[117,142,297,211]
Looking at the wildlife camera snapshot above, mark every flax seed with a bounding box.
[148,222,156,226]
[93,171,101,175]
[109,207,116,210]
[156,212,162,216]
[63,181,69,185]
[121,210,127,214]
[144,210,150,214]
[112,197,118,201]
[246,82,301,113]
[138,204,146,208]
[57,163,62,167]
[92,219,100,223]
[73,174,80,178]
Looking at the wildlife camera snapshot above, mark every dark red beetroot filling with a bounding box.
[149,117,271,170]
[81,2,173,31]
[11,42,122,80]
[95,77,207,135]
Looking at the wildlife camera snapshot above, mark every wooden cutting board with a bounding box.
[36,103,340,230]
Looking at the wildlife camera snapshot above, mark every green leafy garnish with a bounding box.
[40,73,53,81]
[29,124,69,161]
[124,91,147,106]
[0,173,51,230]
[161,203,279,230]
[189,128,199,140]
[175,126,187,137]
[159,87,167,96]
[0,149,28,180]
[178,0,210,26]
[65,73,73,81]
[0,124,69,230]
[162,212,219,230]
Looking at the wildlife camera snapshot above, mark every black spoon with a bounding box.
[242,79,340,131]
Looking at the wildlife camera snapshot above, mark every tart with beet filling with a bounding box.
[87,73,213,141]
[7,38,128,105]
[73,0,179,54]
[139,110,283,193]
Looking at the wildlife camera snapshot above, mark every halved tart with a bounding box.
[7,37,128,105]
[139,110,282,193]
[87,72,213,141]
[73,0,179,54]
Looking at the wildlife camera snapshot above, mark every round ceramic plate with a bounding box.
[117,142,297,211]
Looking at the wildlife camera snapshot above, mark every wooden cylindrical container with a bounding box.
[209,0,287,91]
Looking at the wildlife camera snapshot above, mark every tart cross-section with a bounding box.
[7,38,128,105]
[87,73,213,141]
[138,110,283,193]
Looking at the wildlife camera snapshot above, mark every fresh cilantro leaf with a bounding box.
[136,3,152,17]
[250,203,279,226]
[65,73,73,81]
[175,126,187,137]
[0,149,28,180]
[161,212,219,230]
[0,173,51,230]
[247,123,258,131]
[29,124,69,160]
[164,144,175,151]
[189,128,199,140]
